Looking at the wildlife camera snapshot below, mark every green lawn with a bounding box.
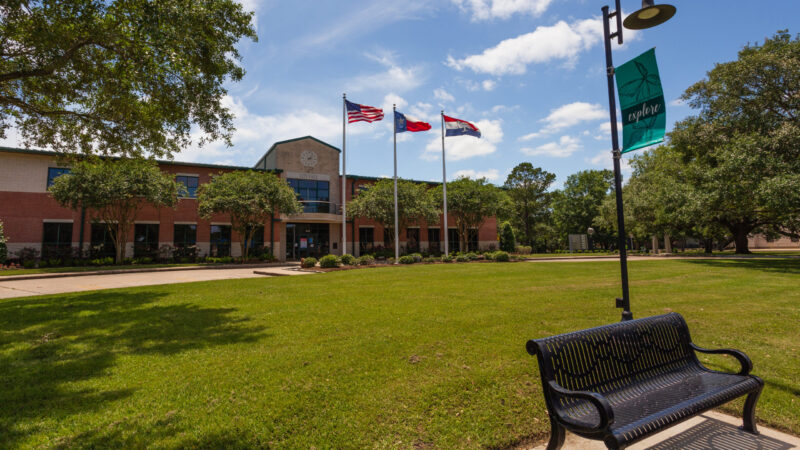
[1,260,798,448]
[0,263,205,277]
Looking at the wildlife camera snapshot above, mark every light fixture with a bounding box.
[623,0,676,30]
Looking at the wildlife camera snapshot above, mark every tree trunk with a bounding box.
[664,233,672,253]
[704,238,713,254]
[651,235,659,254]
[734,230,751,254]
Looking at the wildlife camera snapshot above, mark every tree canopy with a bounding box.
[347,179,439,247]
[503,163,555,247]
[197,171,301,260]
[435,177,507,252]
[0,0,256,158]
[49,158,181,263]
[552,170,614,247]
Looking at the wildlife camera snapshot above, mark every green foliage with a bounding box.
[499,221,516,253]
[198,171,301,261]
[0,221,7,263]
[319,255,340,268]
[503,163,556,247]
[423,257,438,263]
[514,245,532,255]
[493,251,510,262]
[340,254,356,266]
[409,253,423,263]
[465,252,478,261]
[49,158,180,263]
[301,257,318,268]
[356,255,375,266]
[454,254,469,262]
[552,169,614,247]
[0,0,256,158]
[347,179,439,247]
[441,254,454,263]
[91,257,114,266]
[398,255,416,264]
[435,177,506,252]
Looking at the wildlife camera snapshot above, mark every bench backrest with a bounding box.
[527,313,696,395]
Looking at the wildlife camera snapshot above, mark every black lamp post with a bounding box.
[602,0,675,321]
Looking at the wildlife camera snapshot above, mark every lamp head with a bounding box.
[623,0,676,30]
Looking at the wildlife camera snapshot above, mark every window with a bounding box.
[427,229,441,254]
[90,223,115,258]
[47,167,70,188]
[173,224,197,257]
[468,229,479,252]
[359,227,374,255]
[245,225,264,248]
[210,225,231,257]
[134,224,159,257]
[287,178,330,212]
[448,229,460,252]
[406,228,420,253]
[42,222,72,258]
[176,175,199,198]
[383,228,393,247]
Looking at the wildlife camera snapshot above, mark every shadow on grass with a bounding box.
[681,258,800,275]
[0,290,266,447]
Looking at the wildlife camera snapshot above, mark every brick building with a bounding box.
[0,136,499,261]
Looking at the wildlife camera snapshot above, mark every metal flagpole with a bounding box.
[393,105,399,262]
[440,111,449,256]
[342,93,347,256]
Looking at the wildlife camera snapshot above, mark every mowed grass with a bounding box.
[0,260,798,448]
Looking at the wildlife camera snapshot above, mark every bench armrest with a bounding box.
[547,380,615,433]
[690,343,752,376]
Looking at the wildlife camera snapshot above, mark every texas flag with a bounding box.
[444,115,481,138]
[394,111,431,132]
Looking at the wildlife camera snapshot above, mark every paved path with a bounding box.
[524,411,800,449]
[0,266,309,299]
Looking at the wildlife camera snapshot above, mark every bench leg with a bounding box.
[546,418,565,450]
[741,386,762,434]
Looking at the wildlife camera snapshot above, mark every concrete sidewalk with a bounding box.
[0,265,309,299]
[524,411,800,449]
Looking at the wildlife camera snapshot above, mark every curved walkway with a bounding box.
[0,265,308,299]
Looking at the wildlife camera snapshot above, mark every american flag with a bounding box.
[345,99,384,123]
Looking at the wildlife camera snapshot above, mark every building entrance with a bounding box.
[286,223,330,260]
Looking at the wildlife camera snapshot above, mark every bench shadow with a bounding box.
[681,258,800,275]
[645,417,794,450]
[0,290,267,447]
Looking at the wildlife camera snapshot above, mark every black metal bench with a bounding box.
[526,313,763,449]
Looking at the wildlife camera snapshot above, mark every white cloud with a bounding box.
[348,52,425,94]
[453,168,501,181]
[446,18,604,76]
[521,135,581,158]
[520,102,607,141]
[423,119,503,161]
[434,88,455,103]
[669,98,686,107]
[452,0,552,21]
[482,79,497,91]
[588,149,631,174]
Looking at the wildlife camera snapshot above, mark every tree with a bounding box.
[552,170,614,247]
[499,221,516,253]
[641,31,800,253]
[435,177,506,252]
[49,159,181,263]
[197,171,301,261]
[347,179,439,248]
[503,163,556,247]
[0,1,256,158]
[0,220,7,264]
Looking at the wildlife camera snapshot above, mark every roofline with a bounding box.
[0,146,281,173]
[349,174,441,186]
[260,136,341,166]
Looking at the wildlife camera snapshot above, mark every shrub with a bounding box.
[301,257,317,268]
[441,254,454,263]
[423,257,437,263]
[409,253,423,263]
[356,255,375,266]
[91,256,114,266]
[499,221,516,252]
[133,256,153,265]
[466,252,478,261]
[514,245,532,254]
[22,260,36,269]
[340,254,356,266]
[398,255,416,264]
[15,247,40,263]
[493,251,510,262]
[455,254,469,262]
[319,254,339,268]
[0,220,7,264]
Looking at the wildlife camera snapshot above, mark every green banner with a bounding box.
[615,48,666,153]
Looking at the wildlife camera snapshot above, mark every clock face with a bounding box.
[300,150,318,168]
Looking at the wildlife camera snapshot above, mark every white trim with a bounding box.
[358,225,375,228]
[210,222,232,226]
[135,221,160,224]
[284,171,331,181]
[173,221,197,225]
[175,173,200,177]
[42,219,73,223]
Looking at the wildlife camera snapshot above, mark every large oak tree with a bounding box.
[0,0,256,158]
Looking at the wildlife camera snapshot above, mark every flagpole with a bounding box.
[393,104,399,263]
[342,93,347,257]
[441,111,448,256]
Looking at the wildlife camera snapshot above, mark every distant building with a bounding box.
[0,136,499,261]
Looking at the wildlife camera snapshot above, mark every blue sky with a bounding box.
[7,0,797,188]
